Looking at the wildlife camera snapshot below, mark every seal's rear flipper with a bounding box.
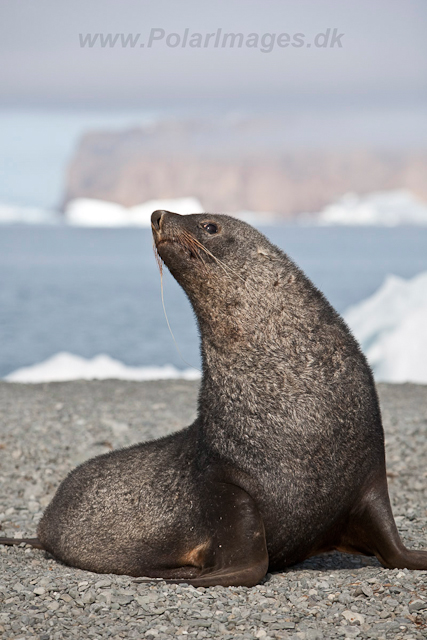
[338,473,427,570]
[0,537,44,550]
[135,483,269,588]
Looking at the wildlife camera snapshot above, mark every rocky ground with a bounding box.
[0,380,426,640]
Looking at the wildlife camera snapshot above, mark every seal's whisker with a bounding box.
[182,231,257,295]
[181,231,243,284]
[189,236,240,277]
[174,232,209,268]
[153,240,164,276]
[179,232,214,272]
[159,269,200,373]
[152,237,200,371]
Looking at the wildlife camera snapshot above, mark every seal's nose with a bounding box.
[151,210,167,231]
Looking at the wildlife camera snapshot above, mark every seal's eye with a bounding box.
[202,223,218,235]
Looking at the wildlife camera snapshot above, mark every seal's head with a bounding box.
[151,209,288,345]
[151,208,287,289]
[151,209,272,277]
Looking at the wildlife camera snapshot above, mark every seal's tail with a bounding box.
[0,537,44,549]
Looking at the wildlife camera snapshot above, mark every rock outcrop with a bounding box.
[64,118,427,216]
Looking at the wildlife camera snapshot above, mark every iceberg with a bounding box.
[64,199,128,227]
[318,190,427,226]
[344,272,427,383]
[65,197,204,227]
[4,352,201,383]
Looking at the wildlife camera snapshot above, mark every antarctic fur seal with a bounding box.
[1,210,427,587]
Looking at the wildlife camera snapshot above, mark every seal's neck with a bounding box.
[194,266,355,454]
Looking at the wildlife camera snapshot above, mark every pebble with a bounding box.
[0,380,427,639]
[408,599,427,612]
[361,585,373,598]
[342,610,365,625]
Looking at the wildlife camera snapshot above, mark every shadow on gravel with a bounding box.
[277,551,381,576]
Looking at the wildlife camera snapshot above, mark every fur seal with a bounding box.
[1,210,427,587]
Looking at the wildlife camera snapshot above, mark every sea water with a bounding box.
[1,225,427,379]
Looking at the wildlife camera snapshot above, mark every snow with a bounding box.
[4,352,201,383]
[344,272,427,383]
[317,189,427,226]
[65,197,204,227]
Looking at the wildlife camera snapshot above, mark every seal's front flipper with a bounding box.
[178,482,268,587]
[338,474,427,570]
[141,483,268,588]
[200,483,269,587]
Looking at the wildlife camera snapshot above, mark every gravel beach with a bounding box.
[1,380,426,640]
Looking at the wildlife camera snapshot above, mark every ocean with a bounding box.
[2,224,427,378]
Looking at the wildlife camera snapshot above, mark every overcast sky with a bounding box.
[1,0,426,111]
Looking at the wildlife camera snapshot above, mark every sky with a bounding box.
[1,0,426,112]
[0,0,426,208]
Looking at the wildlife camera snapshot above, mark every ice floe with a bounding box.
[318,189,427,226]
[344,271,427,383]
[5,352,201,383]
[64,197,204,227]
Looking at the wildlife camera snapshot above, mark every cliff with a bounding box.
[64,118,427,216]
